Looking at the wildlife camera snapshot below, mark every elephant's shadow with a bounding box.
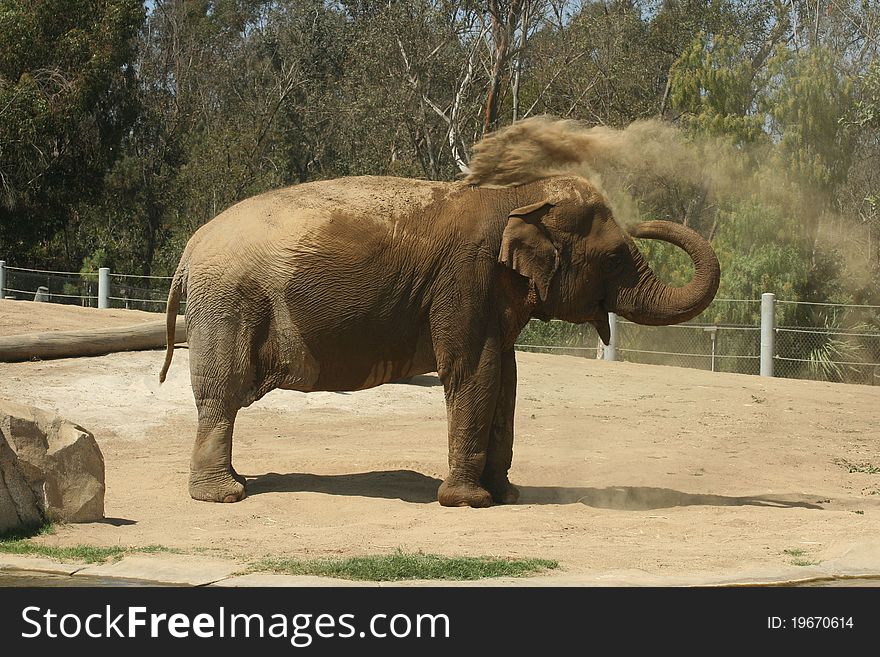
[246,469,824,510]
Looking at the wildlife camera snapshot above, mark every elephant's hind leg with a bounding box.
[189,403,245,502]
[186,315,255,503]
[189,395,245,503]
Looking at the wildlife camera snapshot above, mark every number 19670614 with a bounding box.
[768,617,854,630]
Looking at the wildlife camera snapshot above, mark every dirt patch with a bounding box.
[1,299,161,335]
[1,301,878,582]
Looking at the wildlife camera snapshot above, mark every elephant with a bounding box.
[159,173,720,507]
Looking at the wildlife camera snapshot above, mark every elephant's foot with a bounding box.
[189,469,247,503]
[437,479,493,508]
[481,476,520,505]
[229,466,247,487]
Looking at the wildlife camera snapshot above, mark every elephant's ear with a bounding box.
[499,201,558,301]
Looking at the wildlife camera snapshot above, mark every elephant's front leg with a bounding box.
[480,349,519,504]
[436,342,502,508]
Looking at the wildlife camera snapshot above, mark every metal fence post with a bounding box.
[98,267,110,309]
[760,292,775,377]
[603,312,618,362]
[0,261,5,298]
[703,325,718,372]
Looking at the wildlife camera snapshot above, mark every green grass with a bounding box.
[783,548,819,567]
[0,522,54,542]
[833,458,880,475]
[250,551,559,581]
[3,526,554,580]
[0,541,126,563]
[0,523,181,564]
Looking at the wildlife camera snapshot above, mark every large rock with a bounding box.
[0,401,105,523]
[0,432,43,533]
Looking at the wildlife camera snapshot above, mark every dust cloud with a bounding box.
[462,115,804,230]
[467,116,877,296]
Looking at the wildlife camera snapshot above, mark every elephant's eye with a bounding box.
[601,253,623,275]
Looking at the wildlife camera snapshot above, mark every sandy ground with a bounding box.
[1,299,879,583]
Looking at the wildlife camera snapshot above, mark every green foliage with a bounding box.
[0,0,144,266]
[834,458,880,475]
[847,61,880,129]
[713,203,808,307]
[783,547,819,567]
[636,238,695,289]
[80,248,107,274]
[766,47,854,198]
[525,3,660,123]
[670,32,768,144]
[638,199,816,325]
[0,0,877,331]
[517,318,601,356]
[251,551,558,581]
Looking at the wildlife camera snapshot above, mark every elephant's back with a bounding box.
[263,176,451,218]
[179,176,461,309]
[189,176,454,252]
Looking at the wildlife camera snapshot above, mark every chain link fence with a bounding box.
[617,299,762,375]
[516,299,763,373]
[2,266,180,313]
[3,266,100,307]
[775,301,880,385]
[513,319,604,358]
[517,297,880,386]
[106,273,176,312]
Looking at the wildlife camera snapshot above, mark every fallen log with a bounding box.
[0,317,186,362]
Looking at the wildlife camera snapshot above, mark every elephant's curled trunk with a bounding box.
[614,221,720,326]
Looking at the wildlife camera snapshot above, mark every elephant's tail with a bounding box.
[159,254,188,383]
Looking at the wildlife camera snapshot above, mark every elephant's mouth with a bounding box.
[565,302,611,344]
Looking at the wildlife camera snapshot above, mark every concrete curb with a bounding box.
[73,554,240,586]
[0,554,87,576]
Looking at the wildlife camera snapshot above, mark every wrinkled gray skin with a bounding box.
[160,175,720,507]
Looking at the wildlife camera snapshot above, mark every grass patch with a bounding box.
[136,545,182,555]
[0,541,125,563]
[251,551,558,581]
[1,523,182,564]
[0,522,54,542]
[833,458,880,475]
[783,548,819,567]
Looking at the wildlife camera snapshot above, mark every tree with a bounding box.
[0,0,144,267]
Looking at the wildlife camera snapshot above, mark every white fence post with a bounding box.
[760,292,775,377]
[0,261,5,298]
[603,312,618,361]
[98,267,110,309]
[703,325,718,372]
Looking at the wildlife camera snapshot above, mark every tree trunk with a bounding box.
[0,318,187,362]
